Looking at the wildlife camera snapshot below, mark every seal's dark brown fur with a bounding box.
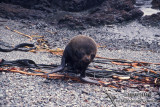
[47,35,99,84]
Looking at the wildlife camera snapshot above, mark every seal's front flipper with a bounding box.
[81,77,100,85]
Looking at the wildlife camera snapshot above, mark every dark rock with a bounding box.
[128,8,144,18]
[57,0,143,28]
[155,34,160,37]
[109,0,135,11]
[0,0,143,29]
[140,12,160,27]
[58,16,86,30]
[0,3,46,19]
[0,0,52,12]
[0,0,39,8]
[52,0,105,12]
[152,0,160,9]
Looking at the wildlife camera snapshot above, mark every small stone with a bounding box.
[155,34,160,37]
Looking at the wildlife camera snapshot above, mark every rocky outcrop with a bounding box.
[140,12,160,27]
[52,0,105,12]
[0,0,143,29]
[57,0,143,29]
[139,0,160,27]
[0,0,52,12]
[152,0,160,9]
[0,3,46,19]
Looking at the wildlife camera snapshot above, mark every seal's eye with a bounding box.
[91,54,95,59]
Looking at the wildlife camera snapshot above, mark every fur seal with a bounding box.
[47,35,100,84]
